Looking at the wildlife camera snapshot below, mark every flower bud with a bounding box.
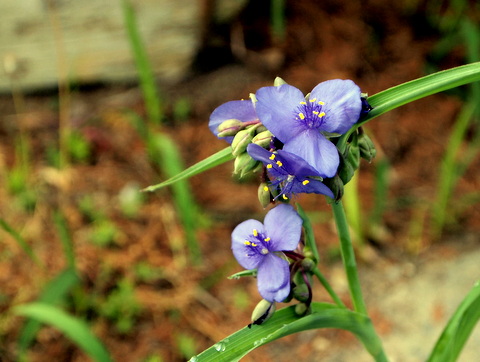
[358,132,376,162]
[293,284,310,302]
[216,119,246,138]
[249,299,276,327]
[252,130,273,148]
[234,153,260,177]
[301,257,316,272]
[258,182,272,208]
[231,128,255,157]
[294,302,310,316]
[338,145,359,185]
[323,175,344,202]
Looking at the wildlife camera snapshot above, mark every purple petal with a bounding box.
[263,204,302,251]
[246,143,274,164]
[276,149,322,178]
[209,100,258,143]
[255,84,305,142]
[310,79,362,134]
[257,253,291,302]
[231,219,265,270]
[284,131,340,178]
[292,178,334,199]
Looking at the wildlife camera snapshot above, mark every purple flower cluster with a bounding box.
[209,78,366,303]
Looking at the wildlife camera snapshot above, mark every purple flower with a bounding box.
[231,204,302,302]
[247,144,334,200]
[209,99,259,143]
[255,80,362,177]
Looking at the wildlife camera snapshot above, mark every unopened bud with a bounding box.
[258,182,272,208]
[358,132,376,162]
[252,130,273,148]
[234,153,260,177]
[231,128,255,157]
[338,145,359,185]
[294,302,310,316]
[249,299,276,327]
[293,284,310,302]
[323,175,344,202]
[216,119,246,138]
[301,257,316,272]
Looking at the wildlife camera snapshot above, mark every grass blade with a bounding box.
[192,302,386,362]
[143,146,233,192]
[427,281,480,362]
[149,133,202,264]
[18,268,80,352]
[0,218,42,267]
[121,0,163,125]
[53,211,76,270]
[14,303,112,362]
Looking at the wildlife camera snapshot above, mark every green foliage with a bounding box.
[0,218,42,267]
[427,281,480,362]
[176,333,198,360]
[99,279,142,334]
[14,303,112,362]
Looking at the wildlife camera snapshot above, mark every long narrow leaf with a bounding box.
[14,303,112,362]
[18,269,79,352]
[338,62,480,152]
[53,211,76,270]
[192,302,386,362]
[0,218,42,267]
[427,281,480,362]
[150,133,202,263]
[122,0,163,125]
[143,146,233,192]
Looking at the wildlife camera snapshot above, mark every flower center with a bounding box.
[295,98,326,129]
[244,229,271,256]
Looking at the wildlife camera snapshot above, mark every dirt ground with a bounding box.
[0,1,479,361]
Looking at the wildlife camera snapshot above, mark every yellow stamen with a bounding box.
[263,185,269,192]
[318,111,326,117]
[269,154,276,160]
[253,229,258,237]
[298,112,305,120]
[276,160,283,167]
[318,101,325,105]
[267,164,273,169]
[251,242,257,247]
[312,111,319,115]
[244,241,251,245]
[264,237,271,242]
[302,180,310,185]
[282,194,288,200]
[309,98,316,103]
[300,101,307,105]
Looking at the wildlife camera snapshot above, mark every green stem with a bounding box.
[312,267,346,308]
[331,201,367,314]
[331,201,389,361]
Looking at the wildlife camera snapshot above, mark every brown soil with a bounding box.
[0,1,479,361]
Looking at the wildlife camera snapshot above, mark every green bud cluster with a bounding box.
[325,127,377,202]
[231,123,273,178]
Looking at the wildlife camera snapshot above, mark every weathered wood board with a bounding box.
[0,0,246,92]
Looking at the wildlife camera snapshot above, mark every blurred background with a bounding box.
[0,0,479,361]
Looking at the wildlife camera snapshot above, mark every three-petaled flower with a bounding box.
[231,204,302,302]
[255,79,362,178]
[247,144,334,200]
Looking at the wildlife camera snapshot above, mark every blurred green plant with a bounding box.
[99,278,142,334]
[426,13,480,237]
[121,0,201,264]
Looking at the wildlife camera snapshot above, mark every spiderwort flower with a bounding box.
[247,144,334,200]
[209,99,259,143]
[255,79,362,177]
[231,204,302,302]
